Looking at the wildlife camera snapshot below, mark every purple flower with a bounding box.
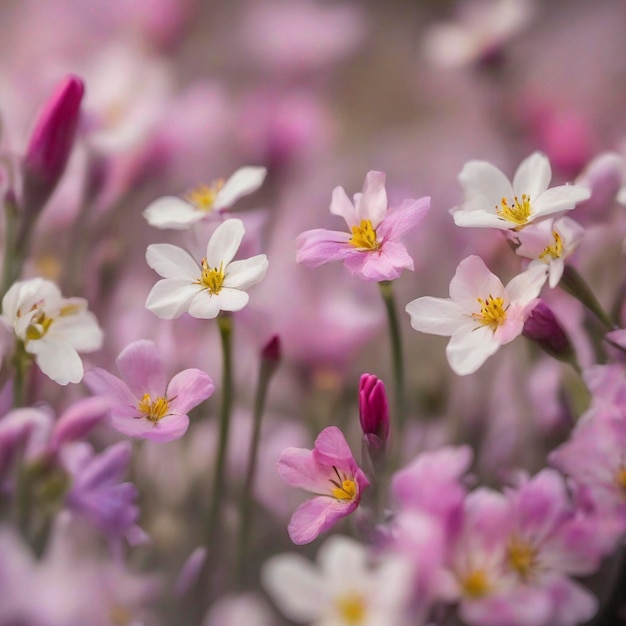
[277,426,370,544]
[296,171,430,281]
[84,339,214,442]
[358,373,390,450]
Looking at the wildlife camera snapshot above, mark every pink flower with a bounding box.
[359,373,390,452]
[84,339,214,442]
[296,171,430,281]
[277,426,370,545]
[405,255,546,375]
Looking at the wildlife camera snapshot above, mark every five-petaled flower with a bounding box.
[1,277,103,385]
[277,426,370,545]
[84,339,214,442]
[405,255,546,375]
[296,170,430,281]
[143,166,267,230]
[145,218,268,319]
[452,152,590,231]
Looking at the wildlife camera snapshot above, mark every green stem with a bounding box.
[378,280,406,434]
[205,314,234,558]
[560,265,616,332]
[235,352,277,588]
[11,341,31,408]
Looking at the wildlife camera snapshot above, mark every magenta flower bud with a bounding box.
[23,75,85,212]
[261,334,281,363]
[522,300,575,363]
[358,373,390,448]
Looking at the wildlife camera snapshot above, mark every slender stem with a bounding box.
[1,194,20,299]
[378,280,406,434]
[205,314,234,557]
[560,264,616,332]
[11,341,30,408]
[235,353,277,587]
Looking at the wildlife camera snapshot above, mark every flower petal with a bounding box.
[214,166,267,210]
[116,340,167,398]
[224,255,269,290]
[205,218,244,267]
[458,160,514,212]
[296,229,353,267]
[83,368,138,417]
[186,291,221,319]
[377,196,430,240]
[143,196,204,230]
[329,185,357,226]
[446,325,500,375]
[288,496,355,544]
[167,368,214,414]
[449,255,506,311]
[406,296,467,337]
[277,447,330,492]
[146,244,200,280]
[532,184,590,218]
[145,280,200,319]
[28,340,83,385]
[213,288,249,312]
[356,171,387,227]
[513,152,552,201]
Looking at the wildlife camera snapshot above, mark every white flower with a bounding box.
[515,216,584,288]
[143,166,267,230]
[2,278,103,385]
[145,218,268,319]
[406,255,546,375]
[261,535,412,626]
[452,152,590,231]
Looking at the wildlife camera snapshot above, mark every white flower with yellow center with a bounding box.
[143,166,267,230]
[452,152,590,231]
[262,536,412,626]
[406,255,546,375]
[145,218,268,319]
[1,278,103,385]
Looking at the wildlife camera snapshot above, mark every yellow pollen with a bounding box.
[185,180,225,213]
[198,258,225,295]
[138,393,170,423]
[25,311,53,340]
[331,479,357,501]
[507,536,538,580]
[615,466,626,491]
[335,593,367,625]
[461,569,491,598]
[472,294,508,331]
[348,219,380,251]
[60,303,82,316]
[496,194,532,226]
[539,231,564,260]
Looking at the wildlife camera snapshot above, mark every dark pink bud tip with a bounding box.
[261,334,282,363]
[358,373,389,443]
[522,300,573,360]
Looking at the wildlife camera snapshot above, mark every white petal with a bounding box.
[49,311,103,352]
[213,288,249,312]
[446,326,500,375]
[317,536,368,585]
[146,244,200,280]
[187,292,221,319]
[452,209,514,230]
[224,255,268,290]
[449,255,506,311]
[143,196,204,230]
[145,280,200,319]
[406,297,466,336]
[205,219,244,267]
[28,341,84,385]
[356,171,387,227]
[532,184,590,218]
[458,160,513,212]
[548,259,564,288]
[513,152,551,201]
[330,185,357,227]
[505,264,547,305]
[261,553,328,622]
[214,166,267,210]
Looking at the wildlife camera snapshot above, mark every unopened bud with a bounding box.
[358,373,389,448]
[23,75,84,213]
[523,301,575,363]
[261,334,281,363]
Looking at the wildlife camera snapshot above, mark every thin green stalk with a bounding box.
[378,280,406,434]
[235,351,278,587]
[11,341,30,408]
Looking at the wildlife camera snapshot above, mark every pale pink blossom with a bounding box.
[405,256,546,375]
[296,171,430,281]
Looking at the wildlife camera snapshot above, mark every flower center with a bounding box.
[349,219,380,251]
[329,466,357,501]
[185,180,225,213]
[138,393,170,423]
[507,536,539,581]
[496,194,532,226]
[198,258,225,295]
[335,593,367,625]
[539,231,564,260]
[460,569,491,598]
[25,311,54,340]
[472,295,508,331]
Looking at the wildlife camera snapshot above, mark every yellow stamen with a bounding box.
[507,536,538,581]
[615,466,626,491]
[331,479,357,501]
[496,194,532,227]
[472,295,508,331]
[461,569,491,598]
[539,231,564,260]
[185,180,225,213]
[197,258,225,295]
[60,303,82,316]
[335,593,367,625]
[348,219,380,251]
[138,393,170,423]
[25,312,54,340]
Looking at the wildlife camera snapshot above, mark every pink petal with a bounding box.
[83,369,138,415]
[296,229,353,267]
[312,426,354,466]
[287,496,355,545]
[344,248,401,281]
[167,368,214,414]
[116,340,167,398]
[49,397,111,451]
[277,447,330,492]
[449,255,506,311]
[377,196,430,240]
[356,171,387,227]
[329,185,357,226]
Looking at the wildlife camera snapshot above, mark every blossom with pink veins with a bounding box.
[515,216,585,288]
[405,255,546,375]
[84,339,214,442]
[452,152,590,231]
[145,218,269,319]
[143,166,267,230]
[296,170,430,281]
[262,535,413,626]
[277,426,370,545]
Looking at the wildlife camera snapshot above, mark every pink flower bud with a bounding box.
[261,334,281,363]
[23,75,85,212]
[358,373,389,447]
[522,300,574,363]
